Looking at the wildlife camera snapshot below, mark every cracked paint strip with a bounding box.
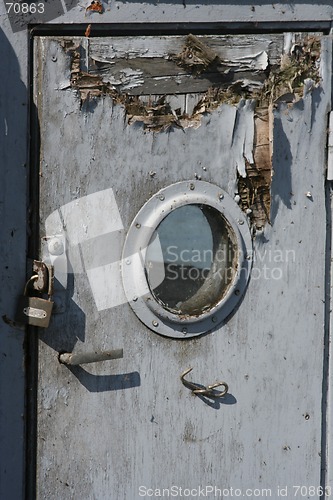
[231,99,256,178]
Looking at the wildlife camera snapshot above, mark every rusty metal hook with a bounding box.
[180,367,228,399]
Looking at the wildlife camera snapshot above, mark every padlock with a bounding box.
[15,275,54,328]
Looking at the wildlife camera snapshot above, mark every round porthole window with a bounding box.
[121,181,252,338]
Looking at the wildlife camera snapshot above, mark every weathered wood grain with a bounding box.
[59,34,286,95]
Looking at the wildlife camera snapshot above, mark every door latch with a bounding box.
[59,349,124,366]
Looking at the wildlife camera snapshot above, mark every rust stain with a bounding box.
[85,0,103,13]
[85,24,91,37]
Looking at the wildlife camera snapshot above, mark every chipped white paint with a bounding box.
[34,33,332,500]
[231,99,255,178]
[84,35,283,95]
[225,50,268,70]
[88,35,281,67]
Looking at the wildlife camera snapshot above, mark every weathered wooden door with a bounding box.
[33,31,332,499]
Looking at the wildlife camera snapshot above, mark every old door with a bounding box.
[33,31,331,499]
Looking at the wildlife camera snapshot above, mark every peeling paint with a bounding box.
[238,107,272,230]
[262,36,321,104]
[232,99,256,178]
[233,51,268,70]
[64,33,321,114]
[60,34,321,225]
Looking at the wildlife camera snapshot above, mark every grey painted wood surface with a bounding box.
[41,3,333,26]
[34,34,332,499]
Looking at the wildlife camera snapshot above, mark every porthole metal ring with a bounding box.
[121,181,253,338]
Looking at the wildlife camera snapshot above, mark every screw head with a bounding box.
[152,320,159,327]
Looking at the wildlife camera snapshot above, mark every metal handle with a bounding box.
[59,349,123,366]
[180,367,228,399]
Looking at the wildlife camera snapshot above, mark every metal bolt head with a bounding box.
[219,193,224,200]
[152,320,159,327]
[48,237,64,256]
[182,327,188,334]
[159,194,165,201]
[189,183,195,191]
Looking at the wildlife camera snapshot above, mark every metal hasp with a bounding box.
[31,259,54,294]
[180,367,228,399]
[59,349,124,366]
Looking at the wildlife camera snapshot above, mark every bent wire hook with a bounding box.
[180,367,228,399]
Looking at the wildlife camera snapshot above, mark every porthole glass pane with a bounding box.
[145,204,238,316]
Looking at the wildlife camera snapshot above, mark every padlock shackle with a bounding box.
[24,275,39,296]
